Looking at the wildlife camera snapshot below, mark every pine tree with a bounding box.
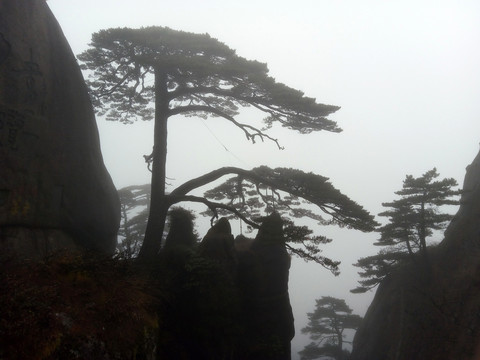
[300,296,362,360]
[352,168,460,293]
[79,26,376,262]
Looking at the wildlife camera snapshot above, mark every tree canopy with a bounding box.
[200,166,377,273]
[300,296,362,360]
[352,168,460,293]
[78,26,375,262]
[78,26,341,133]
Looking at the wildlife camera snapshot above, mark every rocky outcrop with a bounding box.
[237,212,295,360]
[0,0,120,257]
[155,213,295,359]
[156,215,240,360]
[351,150,480,360]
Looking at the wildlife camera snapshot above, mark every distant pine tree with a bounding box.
[300,296,362,360]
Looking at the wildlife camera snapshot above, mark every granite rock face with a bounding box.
[237,212,295,360]
[351,150,480,360]
[0,0,120,257]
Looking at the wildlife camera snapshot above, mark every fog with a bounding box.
[48,1,480,357]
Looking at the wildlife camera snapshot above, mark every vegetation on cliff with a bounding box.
[352,168,460,293]
[0,253,158,359]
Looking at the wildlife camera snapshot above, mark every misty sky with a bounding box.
[47,1,480,356]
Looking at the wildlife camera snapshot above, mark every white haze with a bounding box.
[48,1,480,357]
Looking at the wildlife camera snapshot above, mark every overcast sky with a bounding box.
[48,1,480,357]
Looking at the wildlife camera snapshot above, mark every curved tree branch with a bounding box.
[286,243,340,274]
[166,194,260,228]
[168,83,341,132]
[169,166,376,232]
[168,104,283,149]
[170,167,262,197]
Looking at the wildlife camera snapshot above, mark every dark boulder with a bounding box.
[0,0,120,257]
[198,217,237,276]
[157,216,240,360]
[234,234,253,252]
[237,212,295,360]
[163,207,197,251]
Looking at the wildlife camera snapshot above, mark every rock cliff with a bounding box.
[237,212,295,360]
[0,0,120,257]
[351,150,480,360]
